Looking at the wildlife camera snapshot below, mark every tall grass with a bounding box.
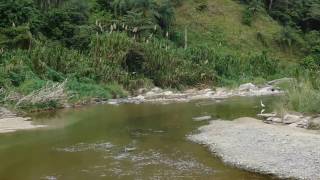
[182,45,285,86]
[0,31,306,111]
[277,78,320,114]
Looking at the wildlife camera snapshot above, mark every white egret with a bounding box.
[260,100,266,114]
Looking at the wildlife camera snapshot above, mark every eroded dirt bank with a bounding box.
[189,117,320,180]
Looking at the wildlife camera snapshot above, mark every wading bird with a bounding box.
[260,100,265,114]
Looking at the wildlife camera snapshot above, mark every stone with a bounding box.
[257,113,277,119]
[150,87,163,93]
[137,88,148,94]
[288,123,299,128]
[258,86,280,93]
[184,88,198,94]
[163,91,173,96]
[107,101,119,105]
[145,91,156,96]
[267,117,282,123]
[283,114,302,124]
[296,117,311,128]
[239,83,258,91]
[309,117,320,130]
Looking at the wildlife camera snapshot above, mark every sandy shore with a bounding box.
[0,107,45,133]
[189,117,320,180]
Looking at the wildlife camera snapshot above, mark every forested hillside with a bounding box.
[0,0,320,112]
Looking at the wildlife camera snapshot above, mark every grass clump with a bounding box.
[278,79,320,114]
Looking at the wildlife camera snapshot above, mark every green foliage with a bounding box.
[17,78,46,94]
[1,0,320,114]
[0,50,34,87]
[0,25,33,49]
[275,26,304,50]
[18,99,61,111]
[182,45,282,86]
[0,0,40,28]
[94,0,175,38]
[195,0,208,12]
[304,30,320,56]
[241,0,264,26]
[140,40,215,88]
[279,79,320,114]
[240,0,320,31]
[67,79,112,100]
[40,0,91,49]
[242,7,255,26]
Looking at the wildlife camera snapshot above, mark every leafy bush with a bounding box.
[275,27,305,50]
[40,1,90,49]
[0,0,40,28]
[242,7,255,26]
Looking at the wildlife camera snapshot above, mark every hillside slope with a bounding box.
[175,0,296,60]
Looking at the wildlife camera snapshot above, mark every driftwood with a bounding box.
[15,80,68,108]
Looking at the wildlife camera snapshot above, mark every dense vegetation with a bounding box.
[0,0,319,113]
[239,0,320,113]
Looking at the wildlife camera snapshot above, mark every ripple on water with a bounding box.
[85,149,214,178]
[53,140,215,178]
[128,128,166,138]
[54,141,114,153]
[40,175,59,180]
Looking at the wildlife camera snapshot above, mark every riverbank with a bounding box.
[189,117,320,180]
[0,80,283,133]
[107,82,282,105]
[0,107,46,133]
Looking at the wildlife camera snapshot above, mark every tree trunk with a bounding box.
[184,27,188,50]
[268,0,274,11]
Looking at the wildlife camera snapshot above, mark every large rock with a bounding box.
[283,114,302,124]
[309,117,320,130]
[238,83,258,91]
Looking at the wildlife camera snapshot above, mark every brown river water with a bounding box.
[0,96,279,180]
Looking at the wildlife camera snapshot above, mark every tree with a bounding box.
[0,0,40,28]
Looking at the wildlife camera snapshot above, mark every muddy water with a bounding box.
[0,97,278,180]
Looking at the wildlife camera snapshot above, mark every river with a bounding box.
[0,96,278,179]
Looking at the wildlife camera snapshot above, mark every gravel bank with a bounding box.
[189,117,320,180]
[107,82,282,105]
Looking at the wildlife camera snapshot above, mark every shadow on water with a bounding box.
[0,96,280,179]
